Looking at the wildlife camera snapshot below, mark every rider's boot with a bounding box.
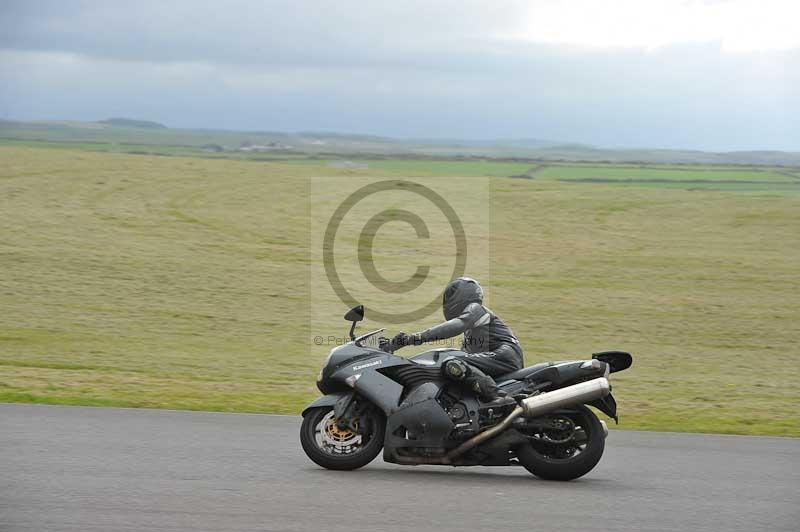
[467,373,515,407]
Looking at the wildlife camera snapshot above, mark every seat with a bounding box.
[496,362,553,382]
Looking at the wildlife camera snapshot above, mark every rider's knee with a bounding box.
[441,357,470,381]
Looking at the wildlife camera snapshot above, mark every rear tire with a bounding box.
[516,404,605,481]
[300,406,385,471]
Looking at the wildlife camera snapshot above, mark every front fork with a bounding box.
[333,392,360,431]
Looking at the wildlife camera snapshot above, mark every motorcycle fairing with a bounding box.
[348,368,405,415]
[383,382,456,461]
[324,351,433,416]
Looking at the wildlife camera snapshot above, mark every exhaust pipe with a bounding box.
[445,377,611,461]
[520,377,610,417]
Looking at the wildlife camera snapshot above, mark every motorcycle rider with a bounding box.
[392,277,523,404]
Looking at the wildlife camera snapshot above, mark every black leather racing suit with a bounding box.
[416,302,524,377]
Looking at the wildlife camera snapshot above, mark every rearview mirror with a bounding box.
[344,305,364,323]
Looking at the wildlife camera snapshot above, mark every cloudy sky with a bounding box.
[1,0,798,150]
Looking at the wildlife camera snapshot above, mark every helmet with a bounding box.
[442,277,484,320]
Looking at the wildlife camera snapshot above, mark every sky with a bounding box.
[0,0,798,151]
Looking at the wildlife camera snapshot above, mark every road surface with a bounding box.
[1,404,798,532]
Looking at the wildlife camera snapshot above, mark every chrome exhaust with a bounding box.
[445,377,611,461]
[520,377,610,417]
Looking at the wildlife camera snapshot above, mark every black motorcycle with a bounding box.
[301,305,632,480]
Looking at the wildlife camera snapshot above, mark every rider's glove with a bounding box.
[392,332,422,349]
[391,332,409,350]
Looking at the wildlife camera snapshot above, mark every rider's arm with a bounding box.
[412,303,490,344]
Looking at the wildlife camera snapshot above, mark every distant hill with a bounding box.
[98,118,167,129]
[1,119,798,166]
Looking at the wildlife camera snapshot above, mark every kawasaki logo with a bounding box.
[352,360,383,371]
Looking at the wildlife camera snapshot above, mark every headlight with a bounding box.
[318,345,344,382]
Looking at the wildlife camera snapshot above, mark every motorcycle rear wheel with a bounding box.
[516,404,605,481]
[300,406,385,470]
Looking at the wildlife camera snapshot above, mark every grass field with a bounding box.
[1,145,799,436]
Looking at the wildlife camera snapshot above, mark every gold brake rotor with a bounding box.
[325,417,359,442]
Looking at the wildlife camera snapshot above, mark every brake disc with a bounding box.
[318,411,363,453]
[540,416,576,444]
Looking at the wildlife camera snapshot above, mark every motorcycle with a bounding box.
[300,305,632,480]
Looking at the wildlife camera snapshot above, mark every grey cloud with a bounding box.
[0,0,797,150]
[0,0,530,68]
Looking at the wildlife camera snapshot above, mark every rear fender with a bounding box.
[587,393,618,423]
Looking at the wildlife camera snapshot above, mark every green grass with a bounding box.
[1,145,799,436]
[536,165,794,182]
[351,159,538,177]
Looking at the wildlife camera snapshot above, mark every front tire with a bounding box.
[300,406,385,471]
[516,404,605,481]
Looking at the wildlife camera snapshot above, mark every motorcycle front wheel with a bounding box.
[516,404,605,481]
[300,406,385,470]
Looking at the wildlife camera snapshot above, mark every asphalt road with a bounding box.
[1,404,798,532]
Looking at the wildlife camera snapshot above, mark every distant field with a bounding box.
[1,145,799,436]
[535,165,796,182]
[352,159,798,185]
[312,159,800,195]
[6,136,800,194]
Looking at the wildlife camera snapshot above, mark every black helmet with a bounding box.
[442,277,484,320]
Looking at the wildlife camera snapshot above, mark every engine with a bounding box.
[439,387,517,439]
[434,388,472,435]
